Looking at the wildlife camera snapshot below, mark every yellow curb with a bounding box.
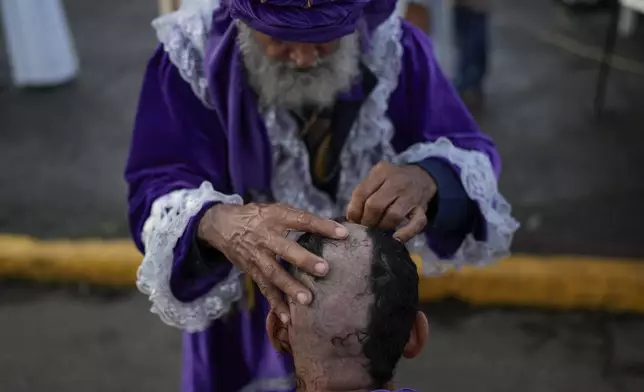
[0,235,140,287]
[1,234,643,313]
[415,255,644,313]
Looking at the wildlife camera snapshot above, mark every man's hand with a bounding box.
[346,162,437,242]
[198,203,348,324]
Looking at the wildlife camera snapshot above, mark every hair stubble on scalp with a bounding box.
[293,218,420,389]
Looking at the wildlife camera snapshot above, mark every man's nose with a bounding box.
[289,44,319,68]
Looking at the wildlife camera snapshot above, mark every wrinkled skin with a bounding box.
[346,162,437,242]
[198,203,348,323]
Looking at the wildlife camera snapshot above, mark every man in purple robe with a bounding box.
[125,0,519,390]
[266,220,428,391]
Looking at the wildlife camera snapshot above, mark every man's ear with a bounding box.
[403,311,429,359]
[266,312,292,354]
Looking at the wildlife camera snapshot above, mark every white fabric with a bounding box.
[619,0,644,37]
[0,0,78,86]
[397,137,520,275]
[143,0,518,331]
[152,0,219,108]
[137,182,244,332]
[621,0,644,12]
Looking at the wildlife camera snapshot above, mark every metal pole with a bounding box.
[594,0,621,118]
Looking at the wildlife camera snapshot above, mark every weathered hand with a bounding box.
[198,203,348,323]
[346,162,437,242]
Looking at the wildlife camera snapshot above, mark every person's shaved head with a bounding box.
[267,219,427,391]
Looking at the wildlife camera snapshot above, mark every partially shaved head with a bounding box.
[292,223,375,348]
[269,219,423,391]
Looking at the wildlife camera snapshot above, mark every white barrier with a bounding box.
[1,0,79,87]
[619,0,644,37]
[397,0,454,77]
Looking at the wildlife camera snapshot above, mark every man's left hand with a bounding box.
[346,162,437,242]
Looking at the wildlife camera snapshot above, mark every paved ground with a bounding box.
[0,0,643,257]
[0,283,643,392]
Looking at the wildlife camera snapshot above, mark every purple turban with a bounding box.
[224,0,397,43]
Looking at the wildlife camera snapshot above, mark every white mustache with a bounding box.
[284,58,322,70]
[237,22,360,110]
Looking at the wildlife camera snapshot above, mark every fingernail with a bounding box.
[314,262,328,275]
[297,292,309,305]
[280,313,290,324]
[335,226,348,237]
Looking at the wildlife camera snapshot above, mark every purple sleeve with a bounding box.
[417,158,479,233]
[388,22,498,258]
[389,22,501,176]
[125,46,233,303]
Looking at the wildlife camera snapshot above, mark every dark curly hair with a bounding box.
[295,217,419,389]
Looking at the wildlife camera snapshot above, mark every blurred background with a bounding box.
[1,0,643,391]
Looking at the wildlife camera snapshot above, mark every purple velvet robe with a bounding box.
[125,11,500,392]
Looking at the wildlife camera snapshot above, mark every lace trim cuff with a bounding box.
[137,181,244,332]
[396,137,520,274]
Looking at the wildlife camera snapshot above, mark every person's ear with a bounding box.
[266,311,292,354]
[403,311,429,359]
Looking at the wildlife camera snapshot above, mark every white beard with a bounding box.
[236,22,361,110]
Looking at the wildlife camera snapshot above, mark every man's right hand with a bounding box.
[198,203,348,324]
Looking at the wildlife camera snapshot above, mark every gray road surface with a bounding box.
[0,284,643,392]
